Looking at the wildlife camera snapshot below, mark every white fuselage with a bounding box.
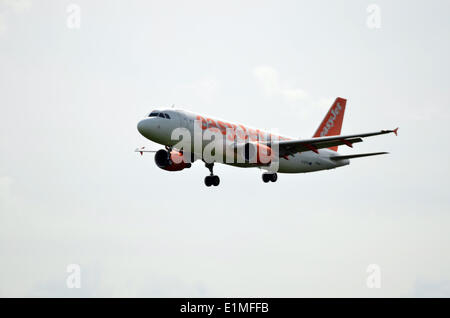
[137,109,349,173]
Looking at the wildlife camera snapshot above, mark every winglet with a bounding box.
[393,127,399,136]
[135,147,145,155]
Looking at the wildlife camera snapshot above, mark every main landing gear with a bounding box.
[262,173,278,183]
[204,162,220,187]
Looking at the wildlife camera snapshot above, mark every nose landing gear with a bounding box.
[204,162,220,187]
[262,173,277,183]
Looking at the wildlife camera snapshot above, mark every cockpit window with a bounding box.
[148,110,170,119]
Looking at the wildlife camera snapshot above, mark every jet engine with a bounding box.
[154,149,192,171]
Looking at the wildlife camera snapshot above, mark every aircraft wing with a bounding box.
[268,128,398,157]
[135,146,158,155]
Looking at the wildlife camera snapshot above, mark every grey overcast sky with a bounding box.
[1,0,449,297]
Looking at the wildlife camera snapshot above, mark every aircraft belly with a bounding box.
[278,153,336,173]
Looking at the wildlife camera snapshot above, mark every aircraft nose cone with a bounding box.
[137,119,148,136]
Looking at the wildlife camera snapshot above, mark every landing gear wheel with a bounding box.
[212,175,220,186]
[270,173,278,182]
[204,175,220,187]
[262,173,278,183]
[204,176,212,187]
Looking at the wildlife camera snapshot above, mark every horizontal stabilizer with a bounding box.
[330,152,389,161]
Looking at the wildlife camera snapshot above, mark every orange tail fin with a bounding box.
[313,97,347,151]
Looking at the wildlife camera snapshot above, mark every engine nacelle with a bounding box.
[154,149,192,171]
[238,142,273,165]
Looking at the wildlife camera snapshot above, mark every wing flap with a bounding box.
[278,138,363,157]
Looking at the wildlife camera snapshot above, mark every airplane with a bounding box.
[136,97,398,187]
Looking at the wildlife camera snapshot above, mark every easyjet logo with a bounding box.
[320,102,342,137]
[195,115,289,142]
